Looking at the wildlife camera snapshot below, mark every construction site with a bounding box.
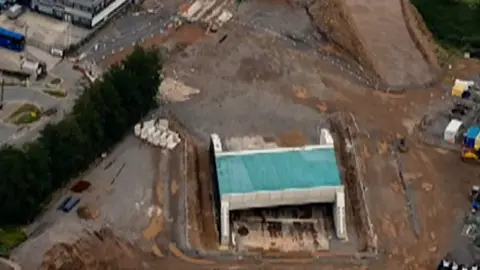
[4,0,480,269]
[203,126,371,254]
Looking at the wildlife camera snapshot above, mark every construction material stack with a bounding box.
[134,119,181,150]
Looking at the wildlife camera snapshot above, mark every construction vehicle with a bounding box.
[461,126,480,161]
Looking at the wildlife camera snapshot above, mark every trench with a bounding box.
[165,115,377,263]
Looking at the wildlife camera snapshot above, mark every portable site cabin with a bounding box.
[444,119,463,144]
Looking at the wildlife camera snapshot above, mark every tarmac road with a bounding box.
[81,6,181,61]
[2,87,57,107]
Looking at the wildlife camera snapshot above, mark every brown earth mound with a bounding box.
[70,180,91,193]
[40,229,148,270]
[309,0,441,89]
[77,205,100,220]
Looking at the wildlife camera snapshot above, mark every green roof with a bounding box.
[215,147,341,196]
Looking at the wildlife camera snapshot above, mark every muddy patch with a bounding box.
[159,77,201,103]
[236,55,283,82]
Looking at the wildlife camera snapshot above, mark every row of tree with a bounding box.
[412,0,480,50]
[0,47,163,225]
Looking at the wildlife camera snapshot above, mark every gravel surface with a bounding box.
[11,135,169,269]
[164,24,335,143]
[234,0,326,50]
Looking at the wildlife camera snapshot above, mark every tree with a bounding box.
[0,146,29,224]
[91,79,128,144]
[413,0,480,49]
[456,0,480,8]
[121,46,162,109]
[39,118,89,187]
[73,88,108,158]
[22,141,52,215]
[103,66,142,125]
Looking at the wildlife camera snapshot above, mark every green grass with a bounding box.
[8,103,41,125]
[14,113,40,125]
[0,227,27,253]
[9,103,40,119]
[43,89,67,98]
[50,77,63,85]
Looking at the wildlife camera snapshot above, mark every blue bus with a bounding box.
[0,27,25,52]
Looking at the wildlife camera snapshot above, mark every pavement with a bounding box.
[0,61,83,145]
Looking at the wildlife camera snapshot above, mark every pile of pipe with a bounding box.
[134,119,181,149]
[437,258,478,270]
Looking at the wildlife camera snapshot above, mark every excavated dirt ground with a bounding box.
[30,0,480,269]
[41,38,480,270]
[309,0,441,89]
[38,56,480,270]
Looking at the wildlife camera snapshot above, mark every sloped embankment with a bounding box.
[310,0,441,90]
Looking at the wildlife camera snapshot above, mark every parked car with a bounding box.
[6,4,23,20]
[57,196,81,213]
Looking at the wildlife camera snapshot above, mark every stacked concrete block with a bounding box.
[134,119,181,149]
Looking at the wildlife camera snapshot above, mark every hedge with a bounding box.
[0,46,163,225]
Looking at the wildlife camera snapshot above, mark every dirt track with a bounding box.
[310,0,440,89]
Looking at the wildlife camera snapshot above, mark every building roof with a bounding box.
[215,146,342,196]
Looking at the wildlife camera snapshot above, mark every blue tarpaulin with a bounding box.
[464,126,480,149]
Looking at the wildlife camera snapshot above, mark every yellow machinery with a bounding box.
[462,126,480,161]
[462,149,480,161]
